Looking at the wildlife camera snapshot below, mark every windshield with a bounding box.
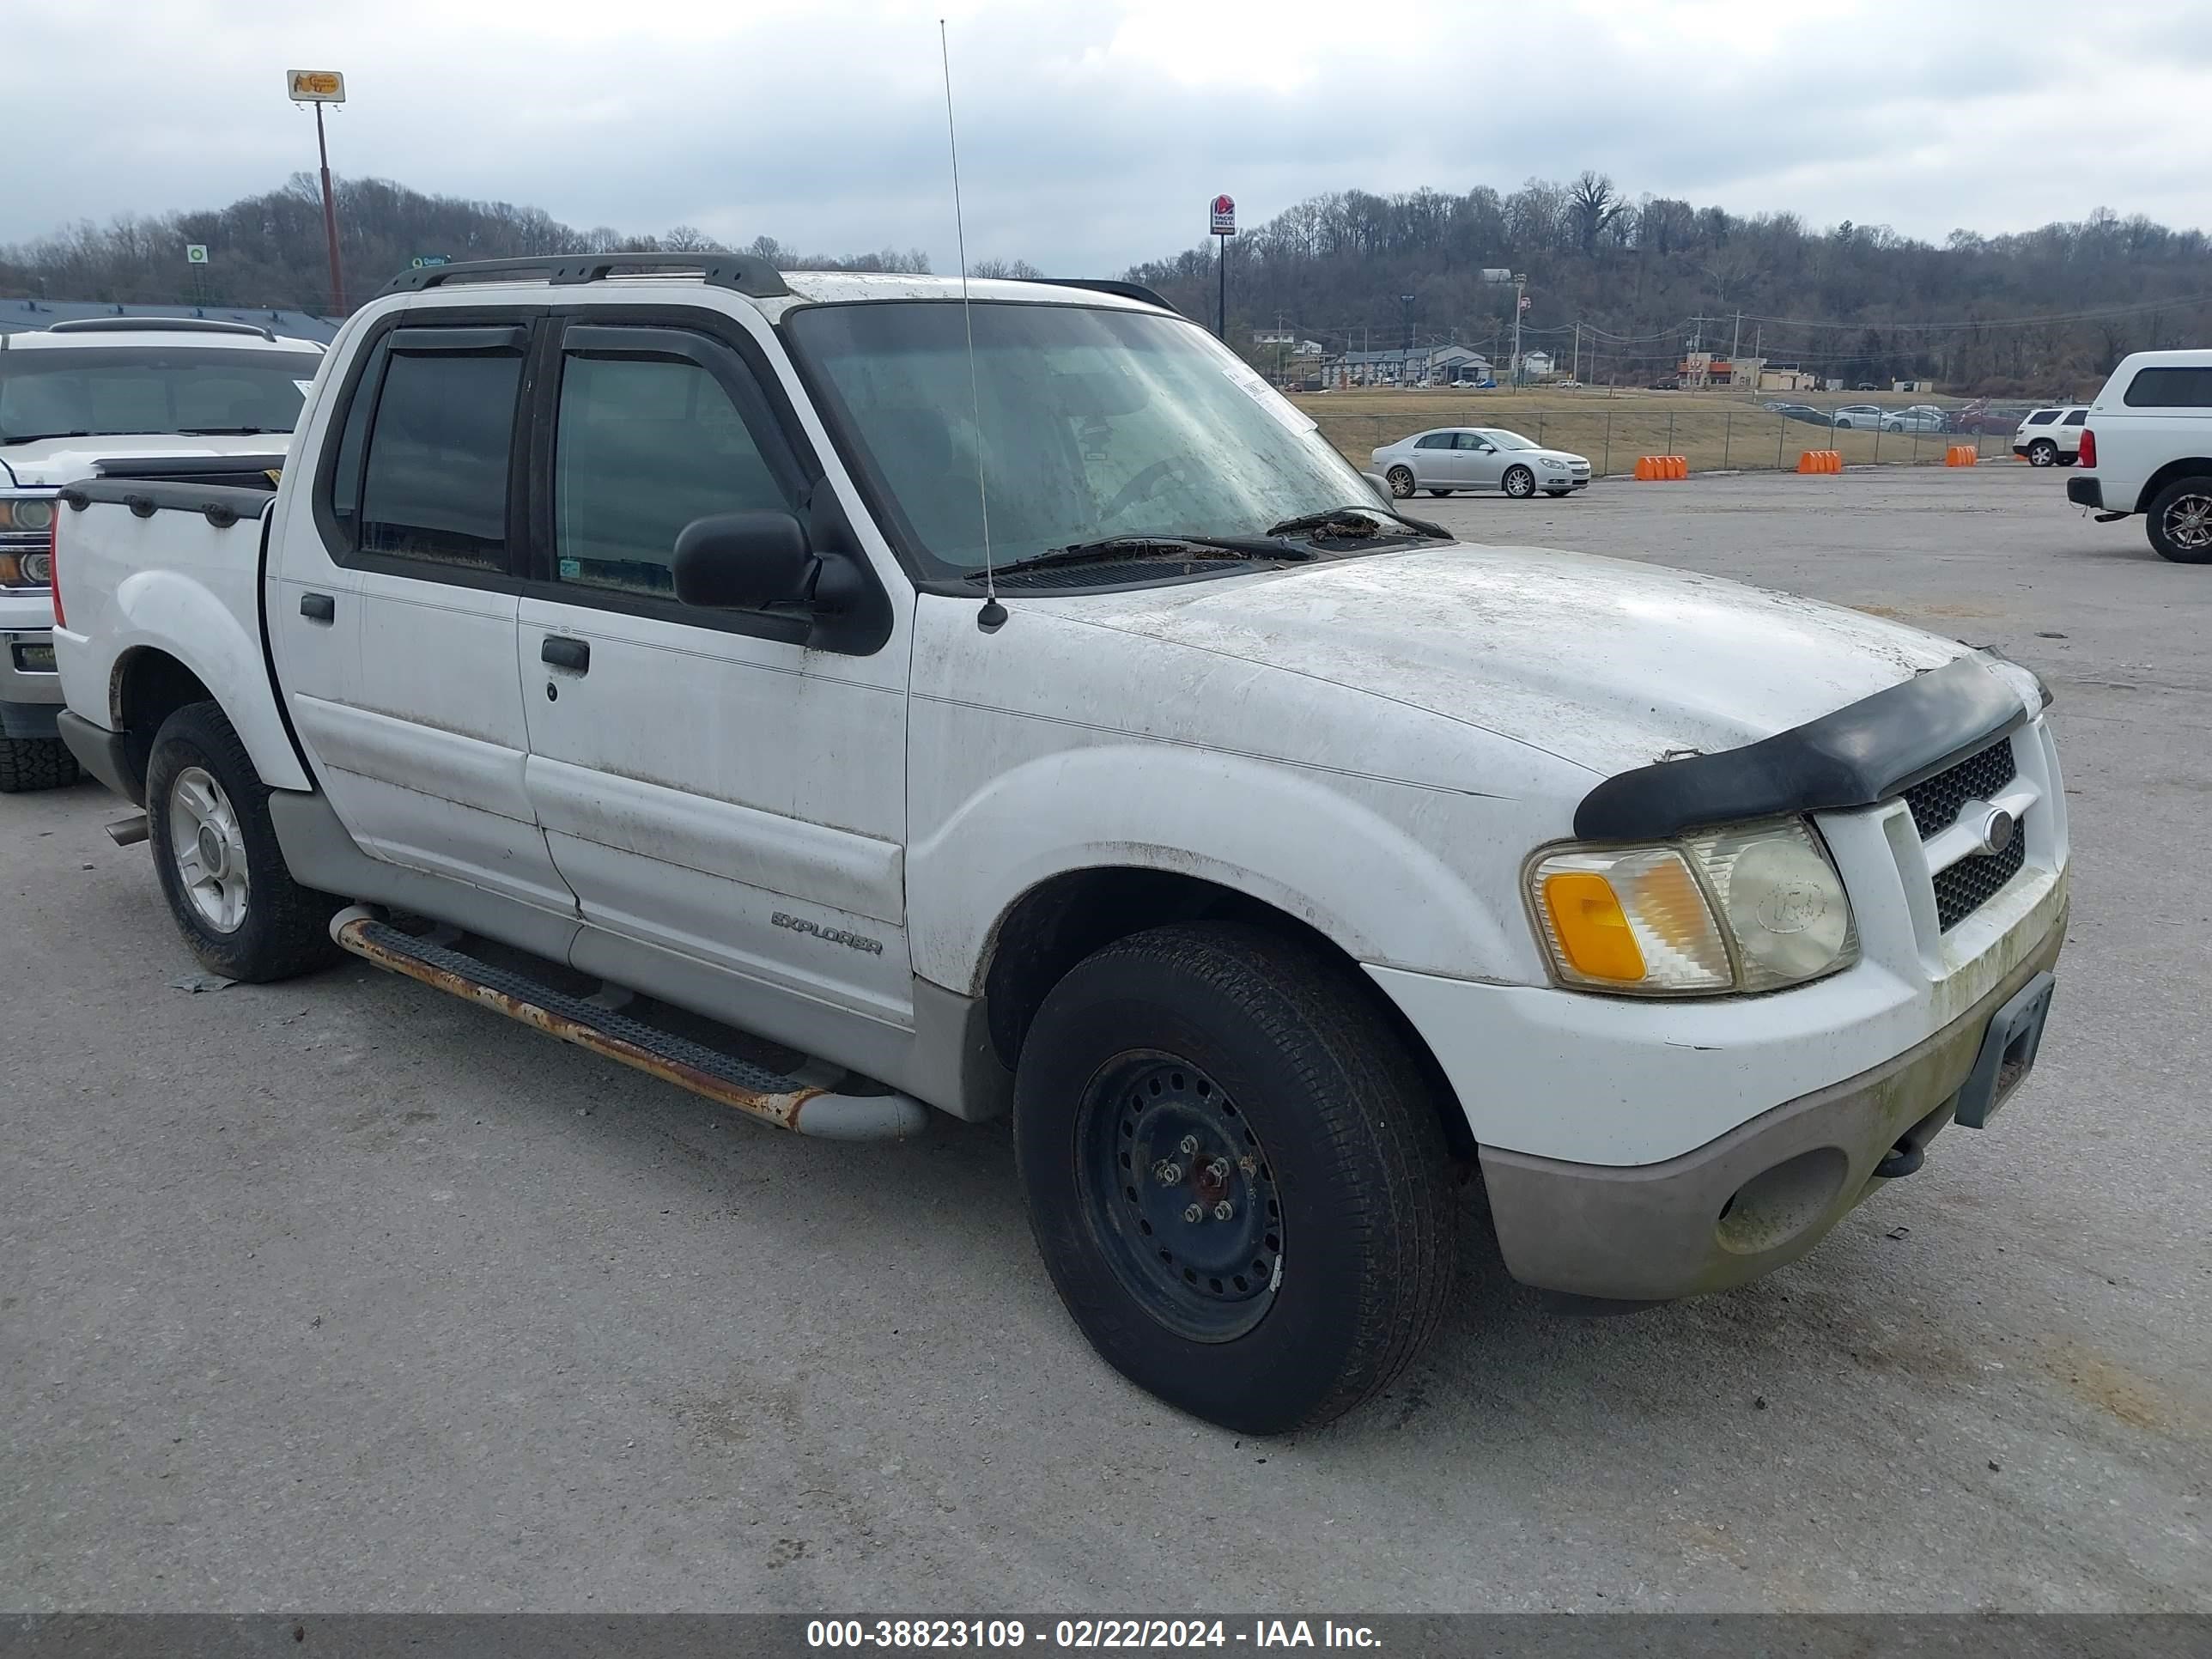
[1484,430,1536,451]
[787,301,1378,580]
[0,346,319,444]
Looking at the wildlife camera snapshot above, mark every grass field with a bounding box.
[1291,386,2016,478]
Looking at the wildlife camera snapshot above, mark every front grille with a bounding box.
[1901,738,2017,839]
[1899,737,2025,932]
[1932,835,2027,931]
[0,529,45,555]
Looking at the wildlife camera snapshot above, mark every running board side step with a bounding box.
[329,908,929,1140]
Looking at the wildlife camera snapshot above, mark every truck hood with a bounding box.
[1032,542,1975,779]
[0,431,289,489]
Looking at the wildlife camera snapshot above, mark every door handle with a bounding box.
[540,636,591,673]
[299,592,335,624]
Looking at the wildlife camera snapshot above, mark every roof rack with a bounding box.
[44,316,278,342]
[1015,277,1179,314]
[380,252,792,300]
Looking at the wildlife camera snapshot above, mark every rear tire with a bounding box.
[1503,465,1535,499]
[0,735,79,793]
[146,701,341,981]
[1543,488,1572,498]
[1386,466,1415,499]
[2146,476,2212,564]
[2027,439,2057,466]
[1013,922,1457,1435]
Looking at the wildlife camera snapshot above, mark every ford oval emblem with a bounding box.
[1976,805,2017,856]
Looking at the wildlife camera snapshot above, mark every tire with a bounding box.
[1013,921,1456,1435]
[0,735,80,793]
[2145,476,2212,564]
[1386,466,1415,499]
[1502,465,1535,499]
[1426,489,1451,497]
[2027,440,2057,466]
[145,701,341,981]
[1543,488,1571,498]
[2057,454,2078,467]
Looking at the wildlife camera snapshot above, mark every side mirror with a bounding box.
[1360,470,1391,499]
[672,511,815,611]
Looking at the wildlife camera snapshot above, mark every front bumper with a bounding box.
[1478,907,2064,1303]
[0,624,64,738]
[2066,477,2105,510]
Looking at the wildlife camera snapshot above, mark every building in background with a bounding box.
[1322,343,1492,387]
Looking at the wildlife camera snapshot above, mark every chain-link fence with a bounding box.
[1304,402,2021,479]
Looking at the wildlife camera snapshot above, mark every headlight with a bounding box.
[1539,457,1565,469]
[0,550,52,588]
[1528,817,1856,997]
[0,497,55,533]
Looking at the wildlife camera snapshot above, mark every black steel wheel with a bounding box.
[1014,921,1457,1435]
[1075,1050,1282,1343]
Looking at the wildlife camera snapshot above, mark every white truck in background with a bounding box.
[0,318,322,789]
[50,256,2070,1433]
[2064,349,2212,562]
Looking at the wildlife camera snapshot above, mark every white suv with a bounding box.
[2011,405,2088,466]
[0,317,322,790]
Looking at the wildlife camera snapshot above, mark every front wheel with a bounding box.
[0,735,80,793]
[2146,476,2212,564]
[146,701,341,981]
[1502,465,1535,499]
[2027,439,2057,466]
[1013,923,1456,1435]
[1543,488,1572,498]
[1386,466,1415,499]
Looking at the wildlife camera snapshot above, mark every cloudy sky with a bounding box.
[11,0,2207,271]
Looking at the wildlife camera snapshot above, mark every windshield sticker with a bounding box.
[1222,365,1318,434]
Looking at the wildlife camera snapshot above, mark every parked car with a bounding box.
[52,256,2071,1434]
[0,317,322,792]
[1370,427,1591,498]
[1765,403,1826,426]
[2063,350,2212,562]
[2012,406,2089,466]
[1828,404,1885,429]
[1881,408,1948,434]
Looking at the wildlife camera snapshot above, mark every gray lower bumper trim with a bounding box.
[57,711,139,801]
[1479,908,2067,1304]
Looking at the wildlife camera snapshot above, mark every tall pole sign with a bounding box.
[288,70,348,314]
[1209,194,1236,341]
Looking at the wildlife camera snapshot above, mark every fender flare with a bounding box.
[108,568,309,793]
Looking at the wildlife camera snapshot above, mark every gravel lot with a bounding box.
[3,465,2205,1613]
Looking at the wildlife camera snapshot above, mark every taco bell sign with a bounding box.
[1210,195,1237,236]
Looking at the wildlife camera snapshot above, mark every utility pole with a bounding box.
[1510,274,1527,388]
[1400,293,1414,385]
[1275,309,1285,386]
[1731,309,1742,395]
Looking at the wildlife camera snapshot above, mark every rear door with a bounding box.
[2059,409,2087,452]
[270,311,574,912]
[514,308,912,1027]
[1409,431,1456,487]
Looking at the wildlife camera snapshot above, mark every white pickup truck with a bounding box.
[1,317,323,789]
[52,256,2070,1433]
[2063,348,2212,562]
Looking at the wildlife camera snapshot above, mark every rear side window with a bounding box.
[2061,410,2087,426]
[1413,433,1451,450]
[356,349,522,568]
[2122,367,2212,408]
[2024,410,2057,425]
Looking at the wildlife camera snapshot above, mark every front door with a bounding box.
[270,314,574,913]
[1455,429,1504,489]
[515,313,913,1027]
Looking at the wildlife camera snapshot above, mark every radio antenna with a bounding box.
[939,18,1004,631]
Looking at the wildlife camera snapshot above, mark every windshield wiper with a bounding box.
[1266,504,1451,540]
[965,534,1311,582]
[177,426,278,436]
[0,429,95,446]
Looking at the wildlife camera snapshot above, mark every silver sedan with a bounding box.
[1370,428,1592,499]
